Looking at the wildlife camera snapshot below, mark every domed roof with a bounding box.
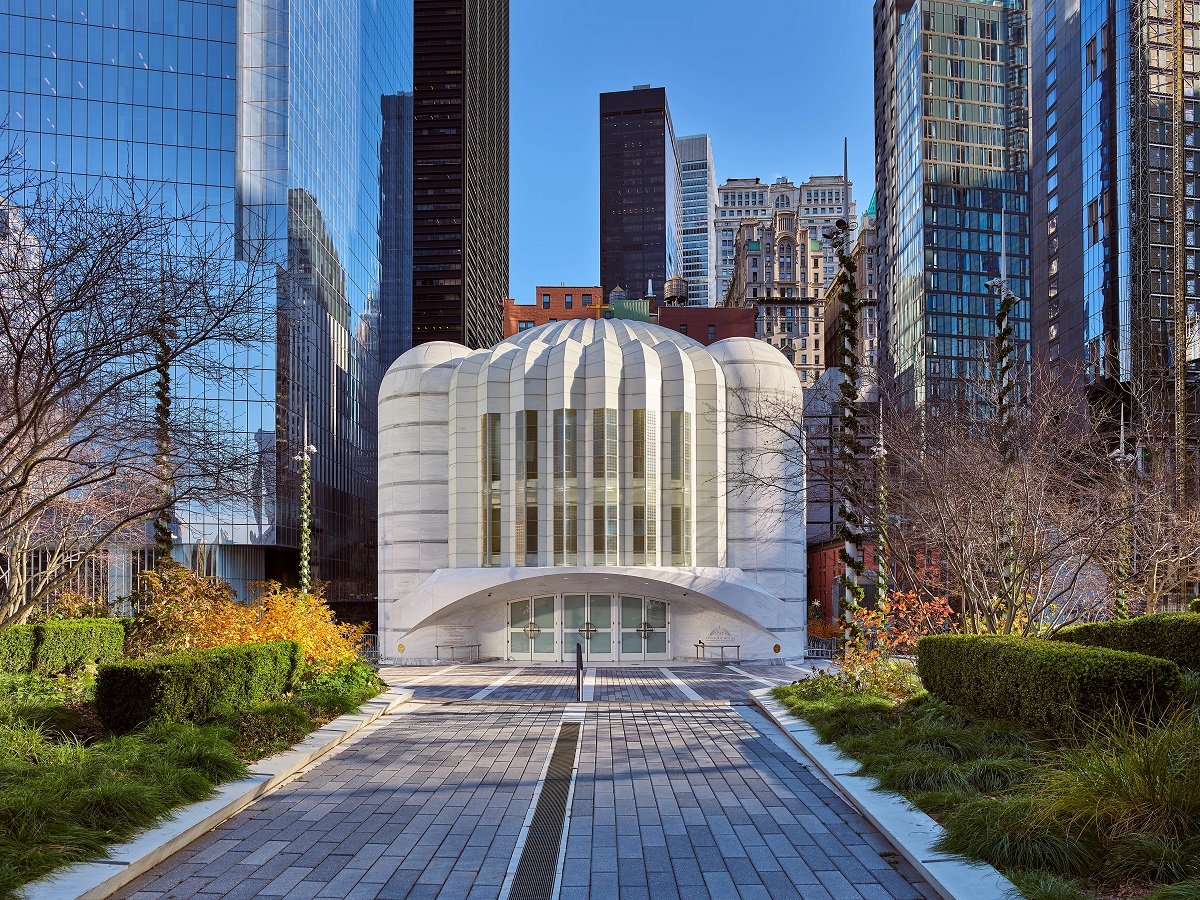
[499,317,701,352]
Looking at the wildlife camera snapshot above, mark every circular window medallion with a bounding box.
[396,642,406,654]
[522,621,541,639]
[773,643,782,654]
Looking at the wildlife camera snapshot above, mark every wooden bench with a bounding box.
[695,641,741,662]
[436,643,481,662]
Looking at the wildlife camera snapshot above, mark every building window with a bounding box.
[678,323,688,335]
[630,409,656,565]
[517,410,539,565]
[592,409,618,563]
[518,320,534,331]
[707,325,716,341]
[481,413,501,566]
[553,409,578,566]
[542,293,551,308]
[583,293,593,306]
[565,293,573,309]
[669,411,692,566]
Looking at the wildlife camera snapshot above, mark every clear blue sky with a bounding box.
[508,0,877,301]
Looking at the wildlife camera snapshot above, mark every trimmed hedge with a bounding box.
[0,626,37,673]
[0,619,125,674]
[916,634,1182,733]
[1052,613,1200,671]
[1189,598,1199,614]
[35,619,125,674]
[95,641,303,734]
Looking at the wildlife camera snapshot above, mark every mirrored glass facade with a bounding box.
[1031,0,1200,422]
[0,0,414,605]
[874,0,1031,405]
[677,134,717,306]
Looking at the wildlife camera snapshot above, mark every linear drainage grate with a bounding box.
[507,721,580,900]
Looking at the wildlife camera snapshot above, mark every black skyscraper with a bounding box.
[381,92,414,369]
[411,0,509,350]
[599,86,682,300]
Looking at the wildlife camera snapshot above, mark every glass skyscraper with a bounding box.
[677,134,717,307]
[1030,0,1199,437]
[874,0,1031,406]
[0,0,414,606]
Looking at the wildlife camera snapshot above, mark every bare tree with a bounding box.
[1104,449,1200,614]
[728,358,1191,636]
[881,369,1116,633]
[0,141,269,623]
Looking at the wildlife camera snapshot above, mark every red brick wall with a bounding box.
[658,307,757,345]
[807,539,879,622]
[502,286,605,338]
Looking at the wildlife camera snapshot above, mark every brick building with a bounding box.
[658,307,756,346]
[502,286,605,338]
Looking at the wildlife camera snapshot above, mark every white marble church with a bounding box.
[377,318,806,663]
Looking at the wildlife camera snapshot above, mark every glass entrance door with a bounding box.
[563,593,614,662]
[618,595,669,661]
[508,596,557,661]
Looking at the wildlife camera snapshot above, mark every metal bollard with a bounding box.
[576,642,583,702]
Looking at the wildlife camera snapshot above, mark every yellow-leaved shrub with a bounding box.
[127,564,366,670]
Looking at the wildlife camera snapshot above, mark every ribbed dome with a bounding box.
[498,317,702,352]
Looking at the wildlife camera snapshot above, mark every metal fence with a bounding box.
[359,633,381,665]
[804,636,839,660]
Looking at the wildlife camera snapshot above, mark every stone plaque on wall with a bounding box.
[437,625,476,646]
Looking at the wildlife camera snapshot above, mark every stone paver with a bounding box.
[670,668,764,700]
[113,666,934,900]
[594,667,680,701]
[487,667,577,701]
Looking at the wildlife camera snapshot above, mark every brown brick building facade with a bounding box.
[502,286,606,337]
[658,307,757,345]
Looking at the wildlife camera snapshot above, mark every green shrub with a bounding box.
[0,620,124,675]
[0,627,37,674]
[936,795,1101,876]
[0,721,245,895]
[1190,598,1200,614]
[1150,879,1200,900]
[1033,712,1200,848]
[1053,613,1200,671]
[34,619,124,674]
[94,641,302,734]
[294,660,382,719]
[916,634,1182,733]
[225,702,314,760]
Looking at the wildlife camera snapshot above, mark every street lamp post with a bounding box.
[295,412,317,595]
[824,215,867,625]
[986,214,1022,625]
[1108,405,1136,619]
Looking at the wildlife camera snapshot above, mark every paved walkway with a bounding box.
[114,665,933,900]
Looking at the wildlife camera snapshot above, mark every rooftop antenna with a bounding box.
[843,136,850,222]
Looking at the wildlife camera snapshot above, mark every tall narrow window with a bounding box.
[516,410,539,565]
[668,411,692,565]
[480,413,501,566]
[553,409,578,565]
[630,409,657,565]
[592,408,618,563]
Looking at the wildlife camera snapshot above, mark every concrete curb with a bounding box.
[749,687,1016,900]
[23,687,414,900]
